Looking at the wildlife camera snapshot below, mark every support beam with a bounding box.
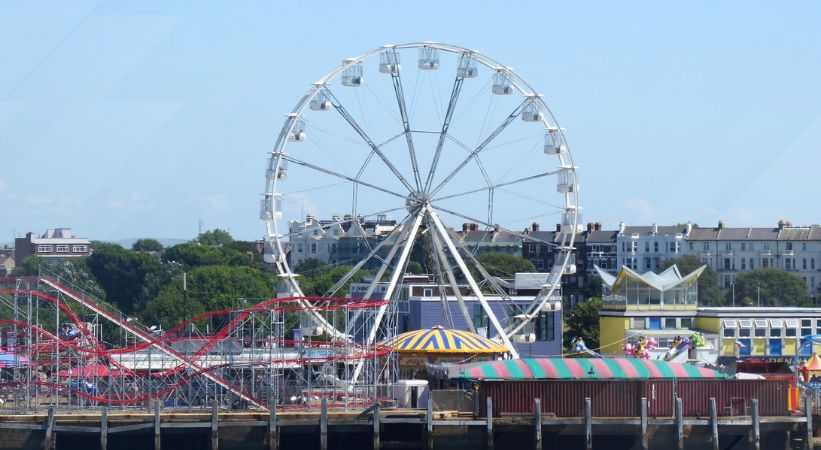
[486,397,494,450]
[211,401,219,450]
[709,397,719,450]
[426,397,433,450]
[373,402,380,450]
[640,397,648,450]
[429,223,475,332]
[751,398,760,450]
[584,398,592,450]
[533,398,542,450]
[154,400,161,450]
[806,396,813,450]
[675,397,683,450]
[428,207,518,357]
[100,407,108,450]
[269,402,278,450]
[42,407,54,450]
[320,398,328,450]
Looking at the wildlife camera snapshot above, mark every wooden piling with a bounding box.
[211,401,219,450]
[154,400,161,450]
[709,397,719,450]
[320,398,328,450]
[640,397,648,450]
[269,402,278,450]
[675,397,683,450]
[42,407,54,450]
[534,398,541,450]
[100,407,108,450]
[805,396,813,450]
[751,398,760,450]
[426,396,433,450]
[486,397,494,450]
[373,402,380,450]
[584,397,592,450]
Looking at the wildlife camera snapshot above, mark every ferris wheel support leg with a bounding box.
[429,223,476,333]
[427,207,519,359]
[350,212,425,385]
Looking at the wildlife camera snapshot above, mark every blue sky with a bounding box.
[1,1,820,243]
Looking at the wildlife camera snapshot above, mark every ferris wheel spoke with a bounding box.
[427,207,518,358]
[386,56,422,191]
[429,98,533,197]
[428,218,476,333]
[430,204,563,250]
[282,155,407,200]
[322,88,415,192]
[424,73,465,192]
[432,170,564,203]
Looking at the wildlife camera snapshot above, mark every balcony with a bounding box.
[721,251,734,257]
[782,250,796,256]
[760,250,772,256]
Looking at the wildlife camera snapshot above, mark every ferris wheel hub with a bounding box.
[405,191,429,213]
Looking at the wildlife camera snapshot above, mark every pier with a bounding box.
[0,396,813,450]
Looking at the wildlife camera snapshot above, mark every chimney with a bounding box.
[532,222,540,232]
[619,221,625,234]
[595,222,602,231]
[718,220,724,230]
[471,223,478,231]
[587,222,594,232]
[651,223,658,235]
[686,221,693,235]
[556,223,561,232]
[462,223,469,232]
[778,219,791,230]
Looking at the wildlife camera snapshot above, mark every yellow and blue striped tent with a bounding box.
[383,326,509,354]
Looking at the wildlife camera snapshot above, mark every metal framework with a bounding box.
[262,42,580,365]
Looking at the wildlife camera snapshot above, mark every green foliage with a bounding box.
[730,268,810,307]
[293,258,370,297]
[12,255,50,276]
[85,243,167,315]
[163,243,253,269]
[474,252,535,278]
[197,228,233,247]
[132,238,163,252]
[582,275,603,299]
[565,297,601,350]
[143,265,276,331]
[13,256,107,301]
[662,254,723,306]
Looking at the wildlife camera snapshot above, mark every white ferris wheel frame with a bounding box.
[261,42,580,361]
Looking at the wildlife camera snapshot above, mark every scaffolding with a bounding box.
[0,270,392,413]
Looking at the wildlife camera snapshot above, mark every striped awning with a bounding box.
[451,358,729,381]
[383,326,509,354]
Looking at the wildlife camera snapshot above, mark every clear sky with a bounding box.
[1,1,820,243]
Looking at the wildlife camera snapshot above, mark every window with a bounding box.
[473,305,489,329]
[703,243,709,252]
[654,241,659,252]
[313,229,319,236]
[423,288,433,297]
[632,318,645,329]
[813,259,816,270]
[72,245,88,253]
[37,245,53,253]
[665,318,677,329]
[645,242,650,252]
[56,245,69,253]
[741,259,746,270]
[535,313,555,341]
[739,328,751,338]
[645,258,651,269]
[803,243,808,251]
[725,243,732,251]
[537,260,544,270]
[749,258,754,270]
[723,328,735,338]
[770,328,782,338]
[689,242,694,251]
[297,243,303,253]
[754,328,766,338]
[786,328,797,337]
[786,242,793,251]
[680,318,693,329]
[741,242,746,251]
[724,258,731,270]
[764,243,770,251]
[762,258,769,268]
[330,244,336,253]
[749,243,754,251]
[310,243,317,253]
[804,259,808,270]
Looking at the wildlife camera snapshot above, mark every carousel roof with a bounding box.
[383,326,509,354]
[805,354,821,371]
[450,358,730,381]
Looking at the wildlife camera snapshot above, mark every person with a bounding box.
[672,336,682,348]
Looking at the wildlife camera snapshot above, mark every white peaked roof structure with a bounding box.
[595,264,707,307]
[595,264,707,292]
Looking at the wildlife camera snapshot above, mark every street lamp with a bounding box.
[731,282,735,307]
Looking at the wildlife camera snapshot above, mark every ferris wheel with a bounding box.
[261,42,579,360]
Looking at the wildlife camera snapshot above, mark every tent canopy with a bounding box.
[383,326,508,354]
[451,358,730,381]
[804,354,821,371]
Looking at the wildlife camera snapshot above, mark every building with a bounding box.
[685,220,821,296]
[0,255,14,276]
[14,229,91,265]
[616,222,692,272]
[597,264,704,355]
[350,274,563,358]
[457,223,522,257]
[288,214,397,269]
[522,222,617,307]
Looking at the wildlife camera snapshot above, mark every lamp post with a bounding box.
[731,282,735,307]
[757,284,761,307]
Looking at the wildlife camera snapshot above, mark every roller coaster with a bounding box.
[0,273,393,413]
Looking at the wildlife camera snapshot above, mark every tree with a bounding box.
[197,228,233,247]
[13,256,107,301]
[163,243,252,269]
[565,297,601,350]
[143,265,275,330]
[85,243,167,315]
[730,268,810,307]
[132,238,163,252]
[12,255,49,276]
[474,252,535,278]
[662,254,723,306]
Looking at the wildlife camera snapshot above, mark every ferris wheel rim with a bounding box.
[262,42,580,347]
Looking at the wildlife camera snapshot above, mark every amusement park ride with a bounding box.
[0,42,580,412]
